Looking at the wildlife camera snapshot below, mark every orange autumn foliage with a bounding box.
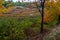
[0,12,3,16]
[44,9,54,22]
[42,2,60,23]
[38,8,57,23]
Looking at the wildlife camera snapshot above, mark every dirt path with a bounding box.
[44,24,60,40]
[50,24,60,36]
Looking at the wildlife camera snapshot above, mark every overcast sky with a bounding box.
[5,0,37,2]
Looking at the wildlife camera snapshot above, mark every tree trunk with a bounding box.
[58,15,60,22]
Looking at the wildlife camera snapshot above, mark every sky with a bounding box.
[5,0,37,2]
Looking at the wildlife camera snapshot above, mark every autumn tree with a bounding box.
[44,2,60,23]
[0,0,15,14]
[0,0,8,14]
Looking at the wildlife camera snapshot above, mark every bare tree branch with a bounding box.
[35,0,41,13]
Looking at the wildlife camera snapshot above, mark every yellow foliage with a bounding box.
[0,0,15,14]
[0,5,8,13]
[0,0,4,4]
[45,2,60,15]
[43,2,60,23]
[0,0,8,13]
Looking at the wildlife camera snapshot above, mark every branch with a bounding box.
[35,0,41,13]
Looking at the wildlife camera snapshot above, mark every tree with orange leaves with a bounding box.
[44,2,60,23]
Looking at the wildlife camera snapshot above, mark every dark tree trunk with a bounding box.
[58,15,60,22]
[58,15,60,24]
[56,15,60,25]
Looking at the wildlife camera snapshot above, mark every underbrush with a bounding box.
[0,16,58,40]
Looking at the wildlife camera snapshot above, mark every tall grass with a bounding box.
[0,15,57,40]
